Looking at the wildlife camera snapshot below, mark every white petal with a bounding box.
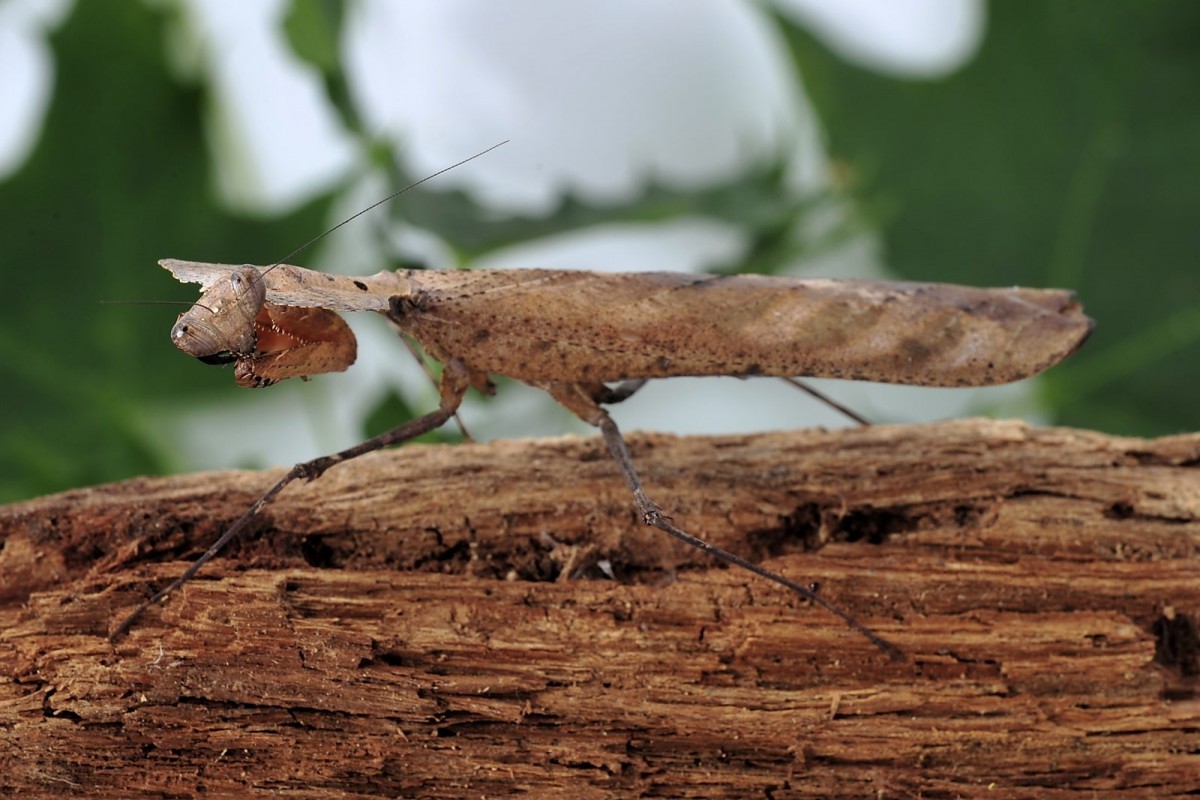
[0,0,73,179]
[343,0,804,214]
[175,0,357,213]
[774,0,985,77]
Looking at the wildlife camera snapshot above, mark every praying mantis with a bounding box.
[112,158,1094,657]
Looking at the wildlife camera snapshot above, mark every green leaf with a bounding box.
[282,0,344,74]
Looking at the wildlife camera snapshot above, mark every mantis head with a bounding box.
[172,265,356,388]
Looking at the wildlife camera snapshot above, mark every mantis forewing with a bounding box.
[164,259,1090,387]
[117,257,1093,656]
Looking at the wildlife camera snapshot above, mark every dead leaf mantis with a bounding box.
[112,148,1094,657]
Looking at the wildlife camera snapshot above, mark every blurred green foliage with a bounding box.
[779,2,1200,435]
[1,0,1196,503]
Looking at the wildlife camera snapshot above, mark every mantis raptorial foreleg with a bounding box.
[233,304,357,388]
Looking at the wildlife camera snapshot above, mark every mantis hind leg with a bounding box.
[544,381,902,659]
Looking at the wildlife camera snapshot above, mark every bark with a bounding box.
[1,419,1198,799]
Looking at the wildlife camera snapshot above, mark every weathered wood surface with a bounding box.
[1,419,1198,798]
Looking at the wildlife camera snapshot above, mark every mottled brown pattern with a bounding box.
[390,270,1090,386]
[162,261,1092,389]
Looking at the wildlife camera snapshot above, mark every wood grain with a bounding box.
[2,419,1198,798]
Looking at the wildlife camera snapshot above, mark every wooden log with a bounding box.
[1,419,1198,798]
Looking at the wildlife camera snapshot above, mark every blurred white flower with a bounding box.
[0,0,72,179]
[774,0,984,78]
[169,0,356,213]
